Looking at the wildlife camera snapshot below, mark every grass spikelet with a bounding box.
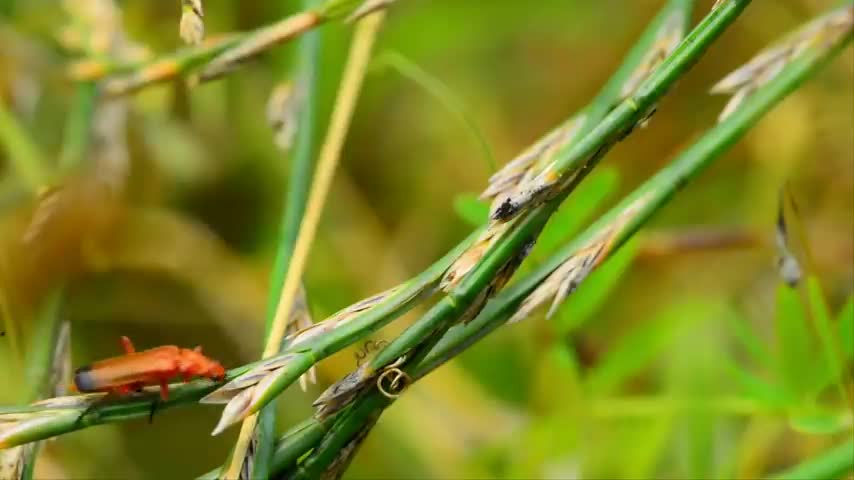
[0,410,80,449]
[207,359,303,436]
[286,285,317,392]
[179,0,205,45]
[509,195,650,324]
[711,5,853,121]
[205,284,403,432]
[312,366,372,420]
[198,12,322,82]
[267,82,302,152]
[201,356,297,405]
[620,10,688,99]
[441,222,511,291]
[481,115,584,203]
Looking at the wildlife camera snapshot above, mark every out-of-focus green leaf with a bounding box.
[555,239,638,335]
[789,410,853,435]
[770,438,854,480]
[619,417,673,480]
[532,343,583,412]
[775,285,814,398]
[507,413,578,480]
[724,360,795,409]
[806,277,848,400]
[453,193,490,227]
[534,168,620,256]
[585,301,706,396]
[725,309,775,372]
[837,296,854,359]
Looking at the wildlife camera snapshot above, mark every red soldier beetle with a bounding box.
[73,336,226,423]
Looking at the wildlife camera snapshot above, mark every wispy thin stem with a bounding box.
[372,51,497,172]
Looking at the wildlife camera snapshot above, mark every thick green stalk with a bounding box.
[199,417,331,479]
[769,438,854,480]
[293,0,739,473]
[418,20,854,379]
[496,0,751,219]
[363,0,699,376]
[288,392,385,480]
[0,360,263,449]
[242,231,478,417]
[287,3,851,476]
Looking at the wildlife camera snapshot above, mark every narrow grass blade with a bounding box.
[806,277,851,403]
[769,437,854,480]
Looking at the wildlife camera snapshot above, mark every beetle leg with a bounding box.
[120,336,136,354]
[148,398,159,424]
[159,378,170,401]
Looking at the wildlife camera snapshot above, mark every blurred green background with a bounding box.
[0,0,852,478]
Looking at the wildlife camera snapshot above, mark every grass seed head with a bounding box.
[180,0,205,45]
[712,6,853,122]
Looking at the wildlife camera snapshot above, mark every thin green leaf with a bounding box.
[724,360,795,409]
[769,437,854,480]
[373,51,497,173]
[806,277,850,402]
[725,308,776,372]
[789,410,853,436]
[837,295,854,359]
[585,302,701,396]
[775,284,814,398]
